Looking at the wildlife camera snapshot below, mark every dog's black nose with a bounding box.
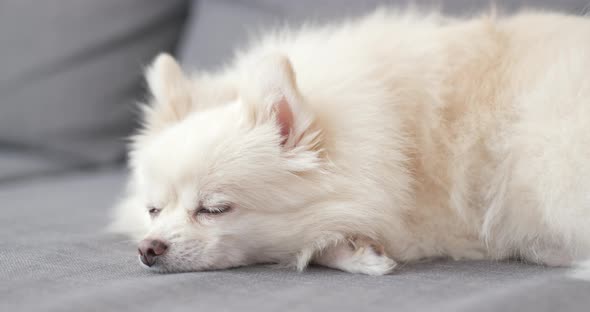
[138,238,168,267]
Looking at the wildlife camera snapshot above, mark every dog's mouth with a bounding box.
[136,253,220,274]
[138,255,162,270]
[137,255,182,273]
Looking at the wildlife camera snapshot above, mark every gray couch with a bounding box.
[2,1,590,311]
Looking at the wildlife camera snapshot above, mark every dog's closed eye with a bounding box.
[196,204,232,216]
[148,206,161,218]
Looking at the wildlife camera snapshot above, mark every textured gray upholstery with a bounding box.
[0,0,189,168]
[0,151,67,183]
[1,169,589,312]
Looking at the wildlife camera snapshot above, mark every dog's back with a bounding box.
[231,10,590,263]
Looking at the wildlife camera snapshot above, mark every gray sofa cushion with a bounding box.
[0,150,71,183]
[179,0,589,71]
[0,0,189,169]
[1,168,589,311]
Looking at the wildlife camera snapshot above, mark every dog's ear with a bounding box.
[143,53,192,128]
[146,53,187,103]
[243,54,318,149]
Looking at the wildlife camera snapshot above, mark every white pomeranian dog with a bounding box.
[111,8,590,275]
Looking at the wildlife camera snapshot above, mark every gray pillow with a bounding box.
[179,0,589,71]
[0,0,189,167]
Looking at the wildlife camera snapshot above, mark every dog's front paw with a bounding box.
[343,236,397,275]
[314,236,397,275]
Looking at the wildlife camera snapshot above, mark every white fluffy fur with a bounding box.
[111,8,590,274]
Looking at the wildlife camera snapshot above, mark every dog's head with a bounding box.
[115,54,331,272]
